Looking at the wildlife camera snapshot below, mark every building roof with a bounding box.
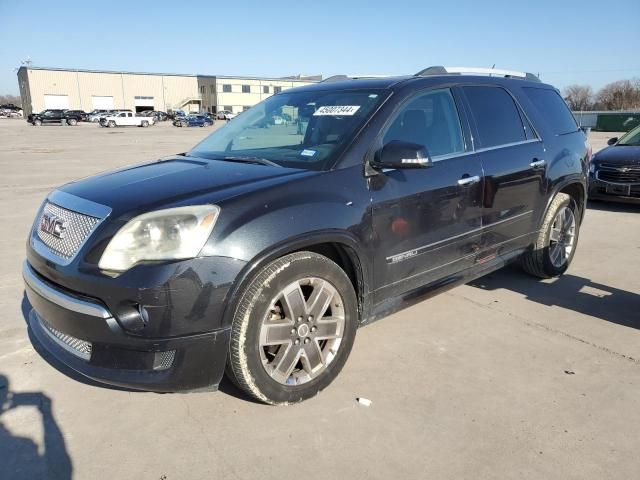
[18,66,321,82]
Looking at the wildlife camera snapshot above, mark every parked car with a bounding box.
[0,103,21,112]
[173,114,214,127]
[99,111,154,127]
[65,110,88,122]
[23,66,589,404]
[216,110,236,120]
[147,110,168,122]
[27,109,82,126]
[588,124,640,203]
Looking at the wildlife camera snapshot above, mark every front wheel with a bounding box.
[141,120,149,127]
[33,119,42,126]
[522,193,580,278]
[227,252,358,405]
[108,120,116,128]
[67,118,77,126]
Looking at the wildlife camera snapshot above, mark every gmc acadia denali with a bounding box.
[23,66,589,404]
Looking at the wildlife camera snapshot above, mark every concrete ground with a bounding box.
[0,119,638,480]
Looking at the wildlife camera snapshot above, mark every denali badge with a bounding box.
[40,213,67,239]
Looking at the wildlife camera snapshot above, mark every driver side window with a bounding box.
[383,89,464,158]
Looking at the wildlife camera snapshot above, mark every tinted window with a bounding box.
[463,86,526,148]
[383,89,464,157]
[523,87,578,135]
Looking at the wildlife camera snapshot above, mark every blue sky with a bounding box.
[1,0,638,94]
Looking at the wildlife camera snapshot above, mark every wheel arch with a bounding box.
[219,232,369,330]
[542,177,587,227]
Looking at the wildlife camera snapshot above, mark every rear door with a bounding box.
[370,88,484,302]
[460,85,546,255]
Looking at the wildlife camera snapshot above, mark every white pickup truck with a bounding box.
[100,111,154,128]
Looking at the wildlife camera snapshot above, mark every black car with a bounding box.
[589,125,640,203]
[23,66,588,404]
[27,109,82,126]
[65,110,88,122]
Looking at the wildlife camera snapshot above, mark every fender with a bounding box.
[539,173,587,229]
[219,229,372,330]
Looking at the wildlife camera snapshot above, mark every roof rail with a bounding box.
[321,74,390,83]
[415,66,540,82]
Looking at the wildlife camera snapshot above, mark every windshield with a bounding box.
[189,89,387,170]
[617,125,640,146]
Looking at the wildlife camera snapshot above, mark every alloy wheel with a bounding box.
[548,206,576,267]
[259,277,345,386]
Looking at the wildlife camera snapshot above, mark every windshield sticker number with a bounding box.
[313,105,361,116]
[300,149,316,157]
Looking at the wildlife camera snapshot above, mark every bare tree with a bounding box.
[0,94,22,107]
[563,85,593,111]
[594,79,640,110]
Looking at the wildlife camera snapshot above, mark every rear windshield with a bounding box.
[189,89,386,170]
[522,87,578,135]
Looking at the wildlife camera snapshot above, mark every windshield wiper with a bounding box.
[216,155,282,167]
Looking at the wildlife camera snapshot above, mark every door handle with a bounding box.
[530,159,547,169]
[457,175,481,186]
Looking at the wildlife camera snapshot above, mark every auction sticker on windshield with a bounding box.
[313,106,361,116]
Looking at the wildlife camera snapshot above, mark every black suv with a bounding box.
[23,66,588,404]
[27,109,83,126]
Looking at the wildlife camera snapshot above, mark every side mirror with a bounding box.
[607,137,618,146]
[372,140,432,169]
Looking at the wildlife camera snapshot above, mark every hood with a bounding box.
[593,145,640,165]
[58,156,314,216]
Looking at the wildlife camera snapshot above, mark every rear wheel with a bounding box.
[522,193,579,278]
[227,251,358,405]
[108,120,116,128]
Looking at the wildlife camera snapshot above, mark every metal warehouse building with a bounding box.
[17,67,321,117]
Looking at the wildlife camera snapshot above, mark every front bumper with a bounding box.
[589,176,640,204]
[23,261,231,392]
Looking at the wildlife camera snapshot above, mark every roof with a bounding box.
[18,66,321,83]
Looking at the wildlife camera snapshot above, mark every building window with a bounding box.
[222,84,232,93]
[274,86,282,94]
[263,86,269,94]
[224,106,233,112]
[200,86,205,94]
[210,85,215,93]
[242,85,251,93]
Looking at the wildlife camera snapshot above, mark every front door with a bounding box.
[370,88,484,303]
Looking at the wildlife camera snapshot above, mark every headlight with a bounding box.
[98,205,220,272]
[589,163,596,173]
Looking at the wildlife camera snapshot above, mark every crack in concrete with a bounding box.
[450,292,640,365]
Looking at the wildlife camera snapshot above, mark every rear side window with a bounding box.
[463,86,526,148]
[522,87,578,135]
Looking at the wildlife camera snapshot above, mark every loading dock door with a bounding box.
[134,96,154,113]
[92,96,114,110]
[44,94,69,109]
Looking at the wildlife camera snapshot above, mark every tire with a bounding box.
[33,119,42,126]
[521,193,580,278]
[227,251,358,405]
[108,121,116,128]
[67,118,77,126]
[141,120,149,127]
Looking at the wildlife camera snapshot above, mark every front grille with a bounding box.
[597,164,640,184]
[36,202,100,259]
[40,317,92,360]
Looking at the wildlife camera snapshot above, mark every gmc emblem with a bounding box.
[40,213,67,239]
